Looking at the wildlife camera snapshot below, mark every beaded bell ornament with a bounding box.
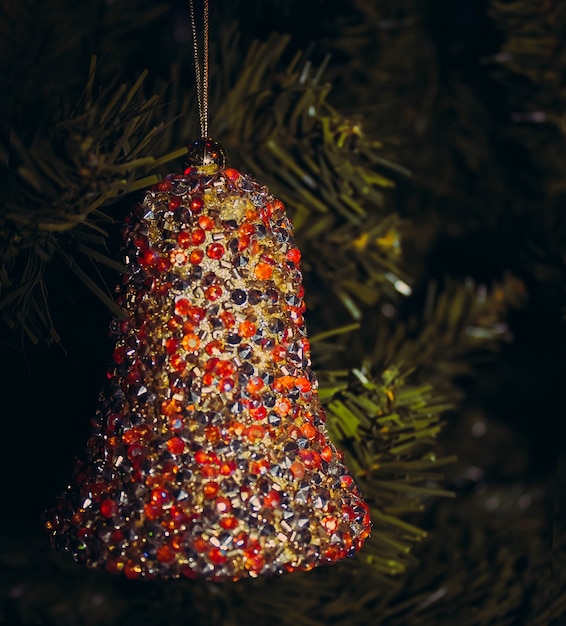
[45,1,371,582]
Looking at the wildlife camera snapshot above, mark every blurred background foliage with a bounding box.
[0,0,564,624]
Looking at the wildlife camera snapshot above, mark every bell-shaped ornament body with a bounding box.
[46,144,371,581]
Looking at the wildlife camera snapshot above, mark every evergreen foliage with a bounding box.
[0,0,562,624]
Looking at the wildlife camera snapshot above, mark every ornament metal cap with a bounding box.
[185,137,226,172]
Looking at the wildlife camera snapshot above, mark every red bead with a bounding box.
[220,516,238,529]
[218,377,234,392]
[219,311,235,328]
[166,437,185,454]
[205,285,222,301]
[299,449,321,469]
[206,243,225,259]
[168,415,183,431]
[244,552,264,572]
[205,340,222,355]
[175,298,191,316]
[189,306,206,323]
[238,234,250,250]
[178,231,191,248]
[198,215,215,231]
[295,377,311,392]
[286,247,301,264]
[190,197,204,213]
[239,223,255,236]
[158,181,173,192]
[246,377,264,394]
[151,488,169,505]
[321,445,333,462]
[195,450,209,465]
[157,545,176,563]
[270,345,286,362]
[170,354,186,372]
[301,423,317,440]
[249,405,266,421]
[191,228,206,245]
[249,459,270,475]
[224,168,240,181]
[112,347,126,364]
[208,547,227,565]
[133,237,149,252]
[264,490,281,508]
[168,197,181,210]
[219,460,236,475]
[155,256,171,272]
[189,249,204,264]
[165,338,179,354]
[203,481,220,499]
[100,499,118,518]
[125,369,140,384]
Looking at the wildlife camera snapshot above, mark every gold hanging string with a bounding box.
[189,0,209,138]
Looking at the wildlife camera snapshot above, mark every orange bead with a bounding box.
[219,461,236,476]
[224,168,240,181]
[198,215,215,230]
[238,320,257,338]
[205,340,222,355]
[245,424,265,442]
[182,333,200,351]
[175,298,191,316]
[239,222,255,236]
[290,460,305,479]
[321,445,333,462]
[295,377,311,393]
[246,377,264,393]
[220,516,238,529]
[189,249,204,264]
[301,423,317,440]
[204,425,220,443]
[275,398,292,416]
[203,481,220,499]
[219,311,235,327]
[170,249,186,265]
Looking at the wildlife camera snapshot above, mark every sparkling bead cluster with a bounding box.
[46,160,371,581]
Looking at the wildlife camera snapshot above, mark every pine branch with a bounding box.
[213,33,411,318]
[320,366,454,577]
[0,58,185,343]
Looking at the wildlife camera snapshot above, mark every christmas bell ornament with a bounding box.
[45,1,370,582]
[46,138,371,580]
